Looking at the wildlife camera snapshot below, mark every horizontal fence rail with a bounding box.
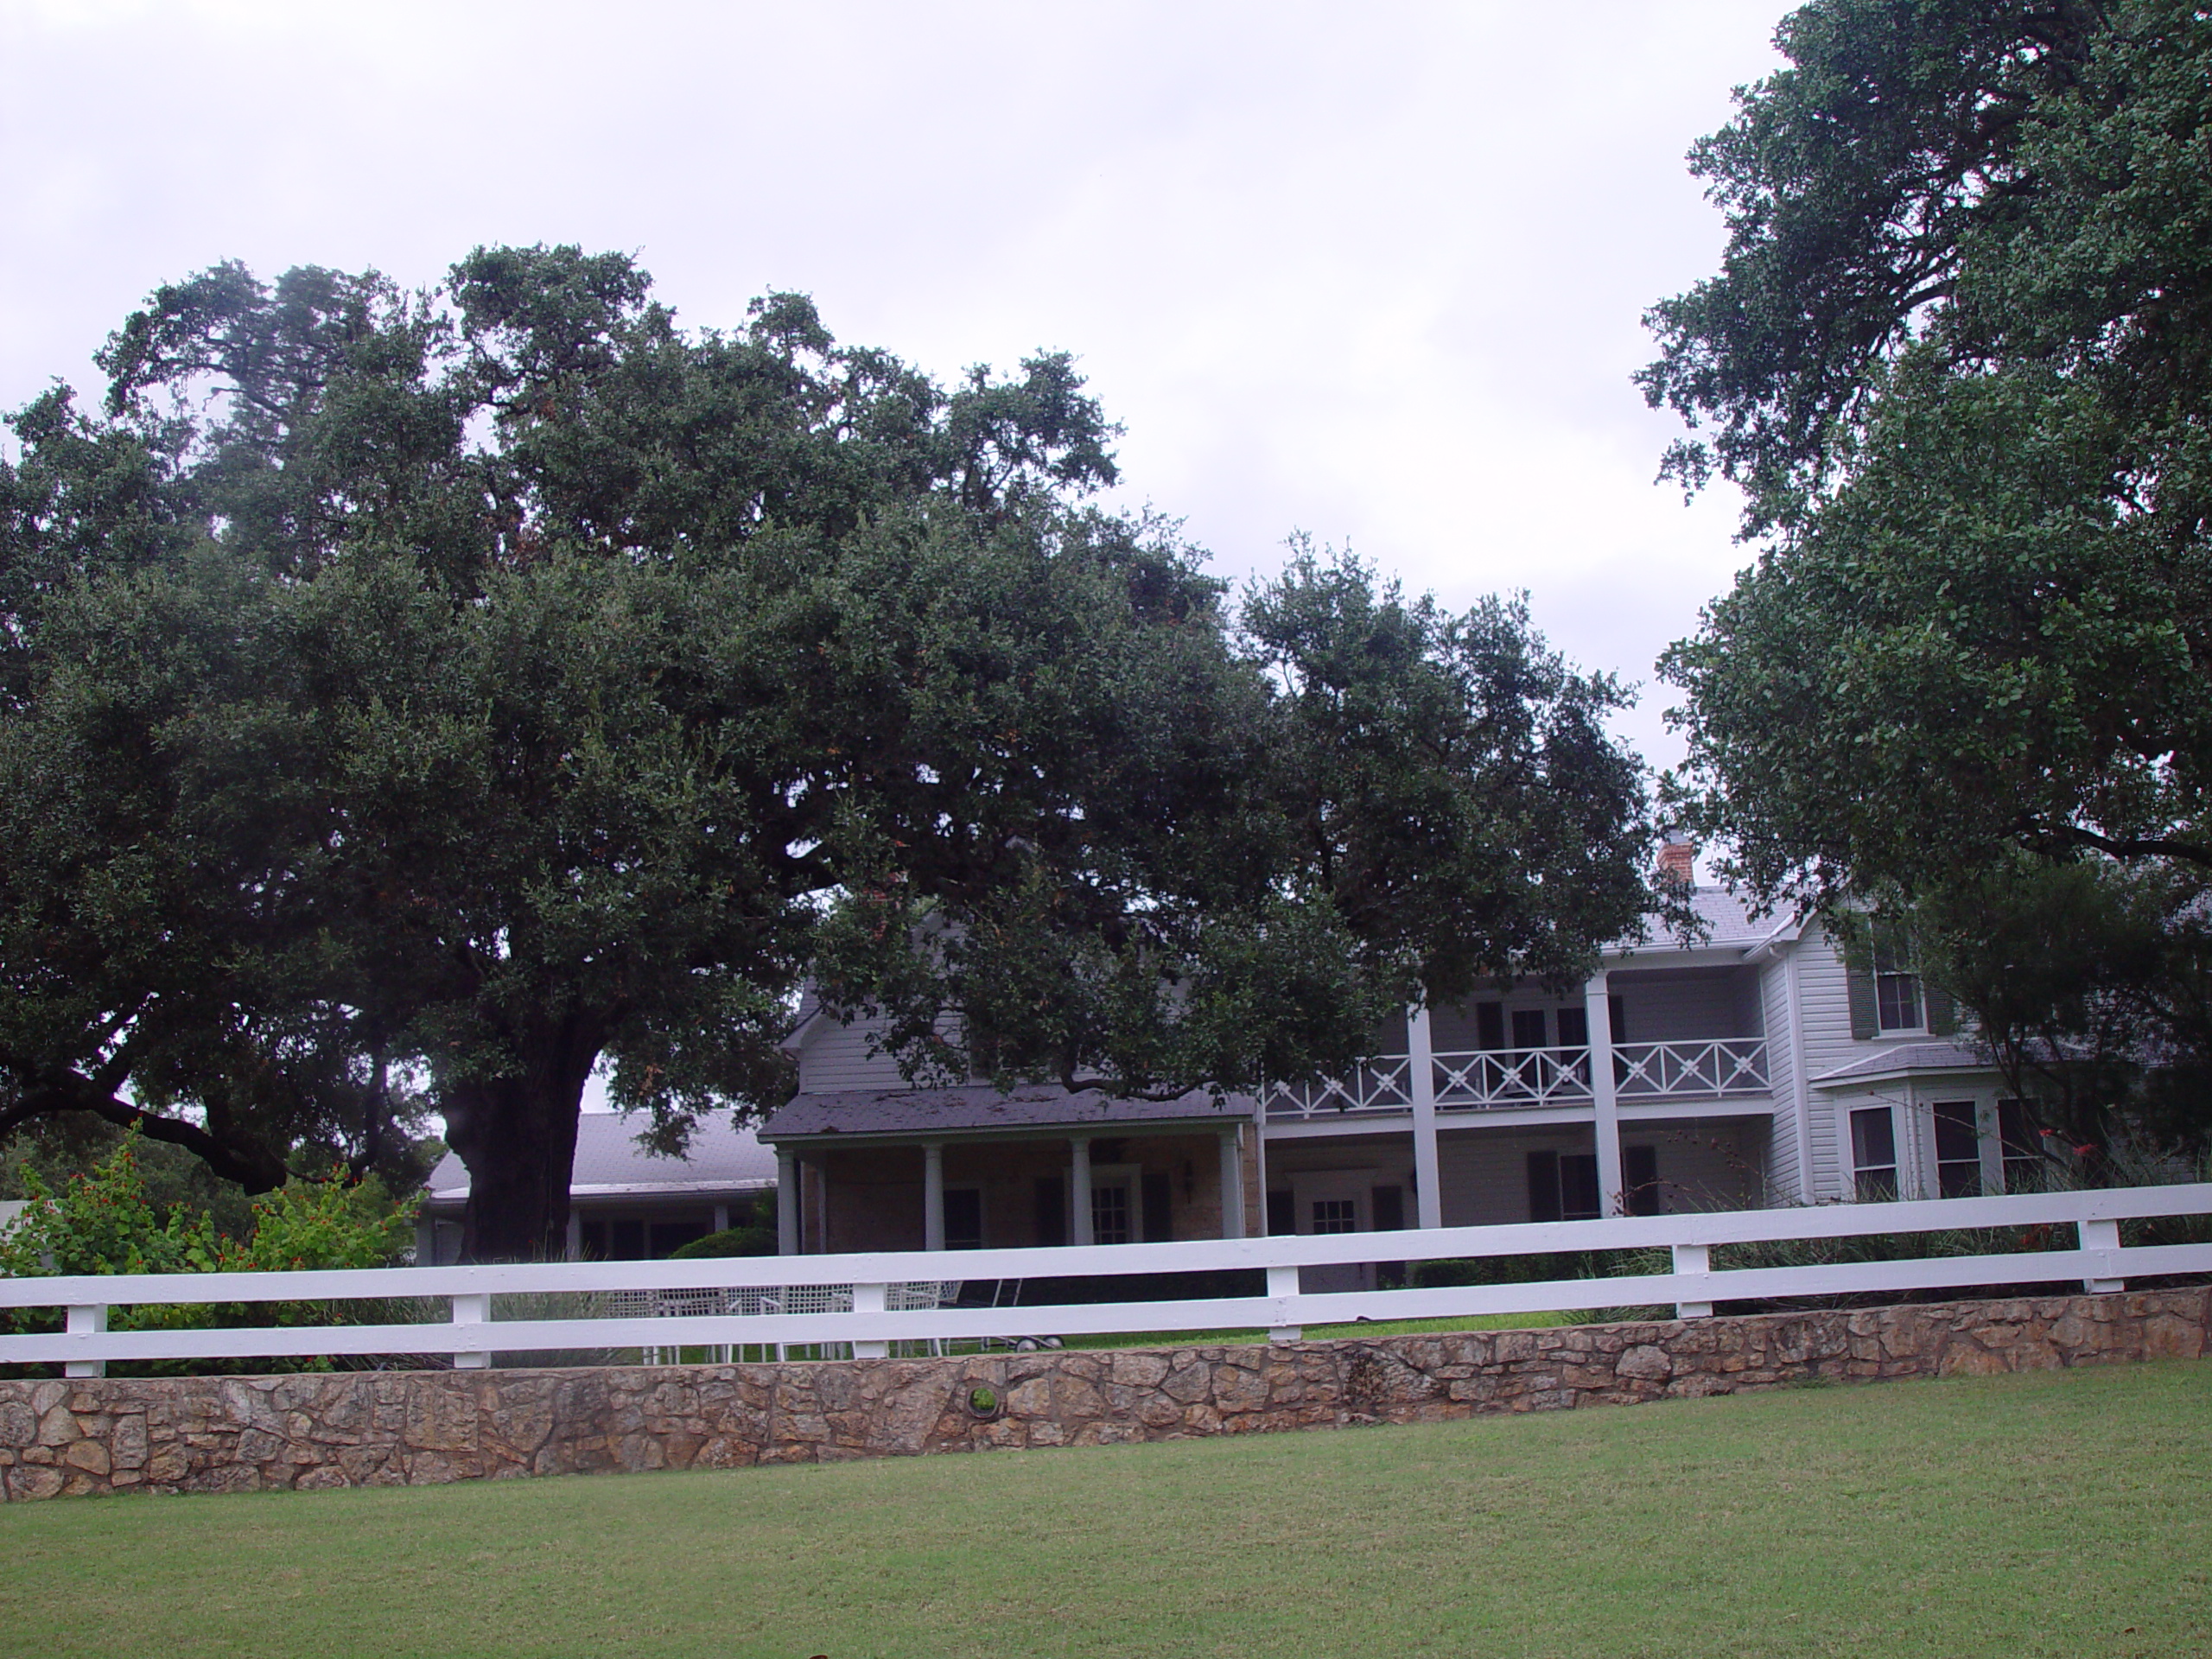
[2,1185,2207,1374]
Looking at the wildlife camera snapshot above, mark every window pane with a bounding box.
[1932,1100,1979,1160]
[1875,972,1923,1032]
[1851,1108,1897,1201]
[1092,1184,1133,1245]
[1312,1198,1358,1234]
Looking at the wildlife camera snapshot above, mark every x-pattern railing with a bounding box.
[1614,1039,1767,1097]
[1264,1055,1413,1118]
[1432,1047,1592,1108]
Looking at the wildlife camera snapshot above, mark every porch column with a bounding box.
[1071,1135,1095,1247]
[777,1149,799,1255]
[1586,971,1624,1216]
[1217,1127,1246,1238]
[923,1141,946,1252]
[1407,1002,1443,1229]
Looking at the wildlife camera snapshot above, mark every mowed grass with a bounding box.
[2,1361,2206,1659]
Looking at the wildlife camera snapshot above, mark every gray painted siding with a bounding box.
[796,1016,913,1092]
[1793,927,1858,1199]
[1609,969,1759,1043]
[1758,958,1803,1203]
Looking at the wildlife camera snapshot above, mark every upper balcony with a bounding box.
[1264,1038,1771,1122]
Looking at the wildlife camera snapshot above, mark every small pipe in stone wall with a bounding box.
[0,1287,2203,1500]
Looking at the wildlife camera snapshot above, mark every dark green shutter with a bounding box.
[1923,982,1956,1036]
[1526,1150,1561,1223]
[1624,1145,1661,1216]
[1141,1172,1173,1243]
[1846,967,1878,1039]
[1033,1176,1066,1248]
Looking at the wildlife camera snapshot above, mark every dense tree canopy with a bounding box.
[3,248,1666,1256]
[1643,0,2212,1140]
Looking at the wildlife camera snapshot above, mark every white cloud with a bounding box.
[0,0,1789,766]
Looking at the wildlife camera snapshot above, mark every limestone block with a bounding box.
[61,1440,109,1476]
[1109,1352,1170,1389]
[9,1465,65,1501]
[1615,1344,1674,1382]
[35,1408,78,1447]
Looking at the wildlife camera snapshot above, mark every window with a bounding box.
[1872,920,1923,1033]
[943,1187,983,1249]
[1997,1099,2042,1194]
[1851,1107,1898,1201]
[1511,1008,1549,1051]
[1091,1181,1135,1245]
[1932,1100,1981,1197]
[1555,1005,1589,1047]
[1526,1149,1602,1222]
[1312,1198,1358,1234]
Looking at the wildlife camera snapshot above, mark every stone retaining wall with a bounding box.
[3,1287,2203,1500]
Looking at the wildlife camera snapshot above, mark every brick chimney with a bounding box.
[1656,831,1695,891]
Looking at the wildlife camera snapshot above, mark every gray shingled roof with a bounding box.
[1811,1041,1995,1086]
[761,1083,1255,1141]
[1612,886,1783,954]
[424,1113,779,1203]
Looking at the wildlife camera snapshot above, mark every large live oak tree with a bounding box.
[1643,0,2212,1140]
[3,248,1665,1256]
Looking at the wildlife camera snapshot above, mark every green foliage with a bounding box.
[0,1129,423,1373]
[666,1195,778,1259]
[1644,0,2212,1145]
[3,244,1667,1259]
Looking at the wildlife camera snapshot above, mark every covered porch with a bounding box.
[759,1084,1263,1255]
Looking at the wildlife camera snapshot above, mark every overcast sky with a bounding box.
[1,0,1789,771]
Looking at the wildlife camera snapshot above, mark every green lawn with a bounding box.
[3,1360,2205,1658]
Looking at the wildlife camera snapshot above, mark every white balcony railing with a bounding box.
[1265,1038,1770,1120]
[1264,1054,1414,1117]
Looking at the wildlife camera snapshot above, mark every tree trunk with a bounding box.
[442,1023,602,1262]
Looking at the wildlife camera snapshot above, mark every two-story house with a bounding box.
[754,848,2037,1262]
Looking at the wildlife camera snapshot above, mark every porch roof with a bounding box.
[1810,1041,1994,1088]
[760,1083,1255,1144]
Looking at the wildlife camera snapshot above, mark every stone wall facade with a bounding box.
[2,1287,2203,1501]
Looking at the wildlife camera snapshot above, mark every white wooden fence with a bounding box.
[2,1184,2208,1376]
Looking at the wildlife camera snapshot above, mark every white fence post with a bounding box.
[853,1281,889,1358]
[64,1304,106,1379]
[451,1292,491,1370]
[1266,1264,1302,1342]
[1671,1243,1713,1319]
[2078,1217,2126,1294]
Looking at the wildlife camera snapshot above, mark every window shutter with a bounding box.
[1033,1176,1066,1248]
[1526,1150,1562,1223]
[1141,1173,1173,1243]
[1624,1144,1661,1216]
[1477,1002,1505,1050]
[1846,966,1878,1039]
[1923,982,1957,1036]
[1609,995,1627,1043]
[1370,1185,1405,1231]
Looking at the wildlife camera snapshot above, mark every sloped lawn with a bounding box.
[2,1359,2204,1658]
